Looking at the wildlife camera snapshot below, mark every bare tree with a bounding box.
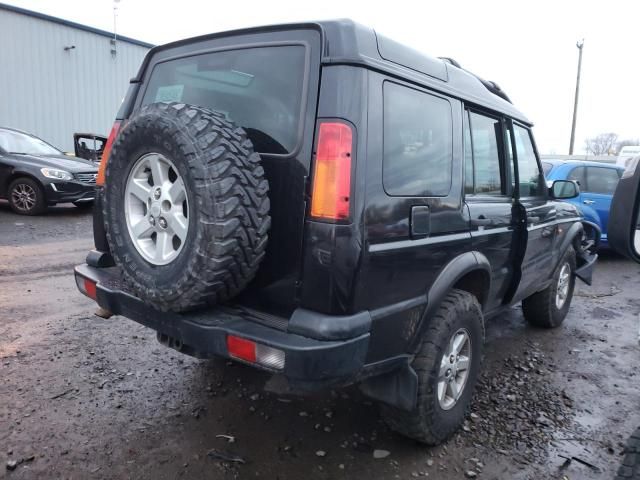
[584,132,618,156]
[616,138,640,154]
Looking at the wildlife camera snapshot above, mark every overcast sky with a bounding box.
[5,0,639,154]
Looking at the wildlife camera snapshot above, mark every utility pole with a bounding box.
[569,39,584,155]
[111,0,121,57]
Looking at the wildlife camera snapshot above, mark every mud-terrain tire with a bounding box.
[522,246,576,328]
[616,427,640,479]
[8,177,46,215]
[380,289,484,445]
[103,102,270,312]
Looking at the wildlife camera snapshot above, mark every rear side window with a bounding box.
[141,45,306,155]
[383,83,453,196]
[586,167,620,195]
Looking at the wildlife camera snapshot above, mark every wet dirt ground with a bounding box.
[1,201,639,480]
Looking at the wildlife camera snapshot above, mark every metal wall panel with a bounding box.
[0,9,150,151]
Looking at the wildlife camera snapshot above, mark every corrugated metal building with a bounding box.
[0,3,152,151]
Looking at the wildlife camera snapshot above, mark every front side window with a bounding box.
[383,83,453,196]
[541,162,554,176]
[513,125,544,196]
[141,45,306,155]
[586,167,621,195]
[467,112,504,195]
[568,166,586,188]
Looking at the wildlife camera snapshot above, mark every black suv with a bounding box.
[75,20,597,444]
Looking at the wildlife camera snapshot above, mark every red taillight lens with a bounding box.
[226,335,285,369]
[84,279,97,300]
[310,122,353,220]
[75,273,97,301]
[96,121,122,186]
[227,335,257,363]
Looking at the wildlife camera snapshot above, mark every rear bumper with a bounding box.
[74,263,372,391]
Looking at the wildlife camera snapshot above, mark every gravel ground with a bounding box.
[1,201,639,479]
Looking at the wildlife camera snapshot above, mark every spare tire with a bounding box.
[103,102,270,312]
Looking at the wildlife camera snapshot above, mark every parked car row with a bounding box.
[543,159,624,248]
[0,127,99,215]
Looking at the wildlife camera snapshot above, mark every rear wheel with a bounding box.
[522,246,576,328]
[380,289,484,445]
[8,177,46,215]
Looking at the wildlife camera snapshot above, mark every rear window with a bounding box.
[141,45,307,155]
[383,83,453,196]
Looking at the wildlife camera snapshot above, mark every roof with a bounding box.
[143,19,531,125]
[0,2,154,48]
[542,158,623,169]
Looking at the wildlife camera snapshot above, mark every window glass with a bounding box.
[383,83,453,196]
[513,125,544,196]
[586,167,620,195]
[142,45,306,155]
[541,162,553,176]
[468,112,503,195]
[0,130,61,156]
[568,166,586,189]
[464,112,473,194]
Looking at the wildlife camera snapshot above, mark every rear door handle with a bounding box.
[583,199,595,205]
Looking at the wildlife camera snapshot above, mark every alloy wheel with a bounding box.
[124,153,189,265]
[437,328,472,410]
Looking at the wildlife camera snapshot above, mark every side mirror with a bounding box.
[549,180,579,199]
[608,157,640,262]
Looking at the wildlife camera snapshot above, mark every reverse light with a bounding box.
[75,273,97,300]
[96,121,122,186]
[226,335,285,370]
[310,122,353,220]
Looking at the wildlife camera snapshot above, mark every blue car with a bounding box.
[543,159,624,248]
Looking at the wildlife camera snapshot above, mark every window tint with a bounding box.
[586,167,620,195]
[513,125,544,196]
[541,162,553,176]
[468,112,503,195]
[141,45,306,155]
[568,166,586,188]
[383,83,453,196]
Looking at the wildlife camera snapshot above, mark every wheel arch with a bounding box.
[5,171,44,194]
[408,251,490,352]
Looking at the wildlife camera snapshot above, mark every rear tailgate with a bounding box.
[127,26,323,317]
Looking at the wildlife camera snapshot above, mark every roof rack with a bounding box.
[439,57,512,104]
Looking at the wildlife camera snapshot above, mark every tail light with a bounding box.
[226,335,285,370]
[75,273,97,301]
[96,121,122,186]
[310,122,353,220]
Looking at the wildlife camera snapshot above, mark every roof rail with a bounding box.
[439,57,512,104]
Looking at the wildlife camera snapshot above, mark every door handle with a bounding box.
[583,199,595,205]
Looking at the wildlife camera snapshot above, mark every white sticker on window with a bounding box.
[155,85,184,103]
